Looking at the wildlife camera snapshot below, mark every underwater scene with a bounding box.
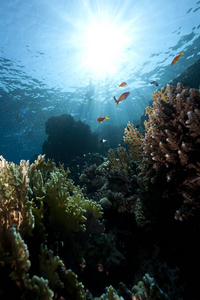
[0,0,200,299]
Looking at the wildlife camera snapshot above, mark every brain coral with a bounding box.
[139,83,200,221]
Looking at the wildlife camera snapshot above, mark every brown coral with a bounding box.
[139,83,200,220]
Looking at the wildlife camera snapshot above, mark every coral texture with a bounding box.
[80,147,138,215]
[131,273,170,300]
[139,83,200,220]
[0,155,102,299]
[123,122,144,161]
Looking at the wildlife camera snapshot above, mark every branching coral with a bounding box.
[28,155,102,233]
[8,226,54,300]
[0,154,102,299]
[152,86,170,102]
[97,274,170,300]
[139,83,200,220]
[123,122,144,161]
[132,273,170,300]
[100,285,122,300]
[107,147,131,176]
[0,156,34,238]
[145,86,170,121]
[80,147,139,217]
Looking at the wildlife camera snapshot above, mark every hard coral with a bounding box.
[42,114,99,166]
[0,155,102,299]
[139,83,200,220]
[123,122,144,161]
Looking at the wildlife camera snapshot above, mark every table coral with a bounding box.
[139,83,200,220]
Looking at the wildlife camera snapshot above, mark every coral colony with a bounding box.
[0,83,200,299]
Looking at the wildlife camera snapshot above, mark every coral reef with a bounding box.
[77,83,200,300]
[94,273,170,300]
[0,155,102,299]
[123,122,144,161]
[131,273,170,300]
[42,114,99,166]
[79,147,139,215]
[139,83,200,220]
[1,83,200,300]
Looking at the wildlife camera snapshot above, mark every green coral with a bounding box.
[0,156,34,238]
[0,154,102,299]
[132,274,170,300]
[100,285,122,300]
[29,155,102,233]
[9,226,31,288]
[60,269,85,300]
[108,147,131,175]
[8,226,54,300]
[39,244,65,288]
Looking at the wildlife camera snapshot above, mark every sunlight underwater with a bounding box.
[0,0,200,299]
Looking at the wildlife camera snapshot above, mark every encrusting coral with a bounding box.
[0,154,103,299]
[139,83,200,221]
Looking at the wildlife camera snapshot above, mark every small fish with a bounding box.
[99,139,106,143]
[171,52,184,65]
[118,82,127,87]
[113,92,130,106]
[97,115,110,123]
[136,124,140,129]
[150,81,158,86]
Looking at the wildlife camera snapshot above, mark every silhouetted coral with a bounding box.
[42,114,99,166]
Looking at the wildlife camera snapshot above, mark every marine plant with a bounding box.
[0,154,102,299]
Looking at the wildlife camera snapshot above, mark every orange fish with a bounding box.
[97,115,110,123]
[171,52,184,65]
[118,82,127,87]
[113,92,130,106]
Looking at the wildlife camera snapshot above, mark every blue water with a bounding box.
[0,0,200,163]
